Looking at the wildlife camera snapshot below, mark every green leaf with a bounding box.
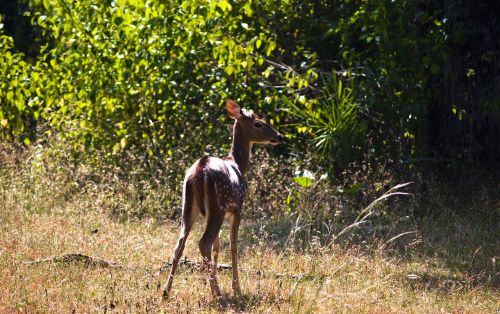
[6,91,14,102]
[217,0,232,12]
[255,39,262,49]
[225,65,234,75]
[294,176,314,188]
[293,169,316,187]
[243,3,253,16]
[266,40,277,56]
[43,0,51,10]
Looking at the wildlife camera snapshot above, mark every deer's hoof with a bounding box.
[161,289,170,301]
[233,288,242,297]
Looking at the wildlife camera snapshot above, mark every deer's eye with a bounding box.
[254,122,262,128]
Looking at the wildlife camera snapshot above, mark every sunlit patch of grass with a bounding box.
[1,206,497,313]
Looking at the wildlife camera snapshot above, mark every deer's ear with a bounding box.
[226,99,243,120]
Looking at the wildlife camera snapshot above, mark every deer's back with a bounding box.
[184,156,245,216]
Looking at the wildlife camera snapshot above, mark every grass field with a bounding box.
[0,146,498,313]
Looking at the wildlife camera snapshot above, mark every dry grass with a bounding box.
[0,144,498,313]
[1,208,498,313]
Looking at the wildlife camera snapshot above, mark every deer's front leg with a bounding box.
[229,213,242,296]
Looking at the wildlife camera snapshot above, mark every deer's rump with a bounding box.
[184,156,245,218]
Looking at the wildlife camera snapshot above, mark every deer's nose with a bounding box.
[278,134,285,143]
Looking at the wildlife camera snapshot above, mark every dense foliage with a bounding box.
[1,0,499,174]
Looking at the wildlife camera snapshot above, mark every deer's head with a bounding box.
[227,99,284,145]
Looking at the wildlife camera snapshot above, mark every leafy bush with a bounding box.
[0,25,34,142]
[2,0,500,175]
[285,72,366,176]
[2,0,285,156]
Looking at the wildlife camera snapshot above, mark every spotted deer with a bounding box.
[162,99,284,300]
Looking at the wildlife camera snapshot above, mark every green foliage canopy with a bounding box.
[1,0,285,157]
[1,0,499,173]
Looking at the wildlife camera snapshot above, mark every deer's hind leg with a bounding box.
[199,181,225,300]
[162,180,200,300]
[212,234,220,273]
[199,214,224,299]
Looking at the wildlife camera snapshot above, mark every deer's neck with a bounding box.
[229,122,252,176]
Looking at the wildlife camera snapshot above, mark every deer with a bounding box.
[162,99,284,301]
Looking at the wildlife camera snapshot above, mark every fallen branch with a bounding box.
[158,257,232,273]
[158,258,318,280]
[24,253,125,269]
[158,258,316,280]
[25,254,318,282]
